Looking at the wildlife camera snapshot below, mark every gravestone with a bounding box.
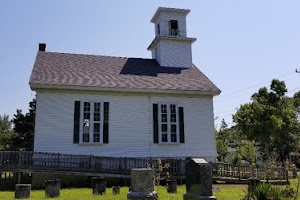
[92,177,106,195]
[212,186,221,193]
[45,179,60,198]
[112,186,120,194]
[127,168,158,200]
[15,184,31,199]
[183,158,217,200]
[166,179,177,193]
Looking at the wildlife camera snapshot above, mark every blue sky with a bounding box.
[0,1,299,128]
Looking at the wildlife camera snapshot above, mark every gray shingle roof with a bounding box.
[29,51,221,95]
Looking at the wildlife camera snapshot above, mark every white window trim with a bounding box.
[79,100,104,144]
[158,103,180,144]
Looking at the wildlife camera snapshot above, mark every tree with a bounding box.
[232,152,242,165]
[216,119,230,162]
[294,90,300,112]
[239,141,257,165]
[11,99,36,150]
[233,79,299,163]
[0,114,13,150]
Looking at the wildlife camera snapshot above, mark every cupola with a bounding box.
[147,7,196,68]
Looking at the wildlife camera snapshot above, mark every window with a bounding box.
[170,20,179,36]
[170,20,178,30]
[81,101,103,144]
[157,24,160,35]
[159,104,179,144]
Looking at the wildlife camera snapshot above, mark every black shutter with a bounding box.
[179,107,185,143]
[153,104,159,143]
[73,101,80,143]
[103,102,109,143]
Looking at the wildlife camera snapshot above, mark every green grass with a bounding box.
[0,181,299,200]
[0,185,245,200]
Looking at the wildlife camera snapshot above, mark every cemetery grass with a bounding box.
[0,181,298,200]
[0,184,246,200]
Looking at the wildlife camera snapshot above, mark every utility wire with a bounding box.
[215,72,298,103]
[215,70,294,100]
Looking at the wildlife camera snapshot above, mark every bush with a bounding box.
[232,153,242,165]
[243,183,287,200]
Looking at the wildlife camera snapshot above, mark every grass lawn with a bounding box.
[0,180,298,200]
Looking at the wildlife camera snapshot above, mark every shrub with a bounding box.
[232,153,242,165]
[243,183,286,200]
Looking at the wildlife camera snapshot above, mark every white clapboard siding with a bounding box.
[34,90,217,162]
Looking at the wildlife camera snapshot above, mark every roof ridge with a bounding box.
[38,51,155,61]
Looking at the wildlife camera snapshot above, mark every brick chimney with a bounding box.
[39,43,46,51]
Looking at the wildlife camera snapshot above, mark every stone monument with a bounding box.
[45,179,60,198]
[15,184,31,199]
[127,168,158,200]
[92,177,106,195]
[183,158,217,200]
[112,186,120,194]
[166,179,177,193]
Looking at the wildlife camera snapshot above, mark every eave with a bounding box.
[147,36,197,51]
[30,83,221,96]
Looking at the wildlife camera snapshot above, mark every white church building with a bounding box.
[29,7,221,162]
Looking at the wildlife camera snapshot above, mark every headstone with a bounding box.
[92,177,106,195]
[127,168,158,200]
[293,168,298,178]
[45,179,60,198]
[248,177,260,193]
[212,186,221,193]
[15,184,31,199]
[113,186,120,194]
[183,158,217,200]
[166,179,177,193]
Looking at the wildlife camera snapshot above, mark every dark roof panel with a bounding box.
[29,51,220,94]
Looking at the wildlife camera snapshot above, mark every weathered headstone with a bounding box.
[293,168,298,178]
[92,177,106,195]
[166,179,177,193]
[183,158,217,200]
[248,177,260,193]
[113,186,120,194]
[45,179,60,198]
[127,168,158,200]
[15,184,31,199]
[212,186,221,193]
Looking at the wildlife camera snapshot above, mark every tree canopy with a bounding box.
[0,114,13,150]
[10,98,36,150]
[233,79,300,162]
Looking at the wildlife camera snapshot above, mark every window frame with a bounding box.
[79,100,104,144]
[157,103,180,144]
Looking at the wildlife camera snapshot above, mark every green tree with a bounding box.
[239,141,257,165]
[294,90,300,112]
[216,119,230,162]
[232,152,242,165]
[233,79,299,162]
[11,99,36,150]
[0,114,13,150]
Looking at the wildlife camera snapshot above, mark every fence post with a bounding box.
[124,157,127,173]
[57,153,60,171]
[90,155,94,171]
[18,152,22,167]
[238,166,241,181]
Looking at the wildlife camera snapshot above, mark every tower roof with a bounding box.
[150,7,190,23]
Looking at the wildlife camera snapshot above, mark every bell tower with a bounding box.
[148,7,196,68]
